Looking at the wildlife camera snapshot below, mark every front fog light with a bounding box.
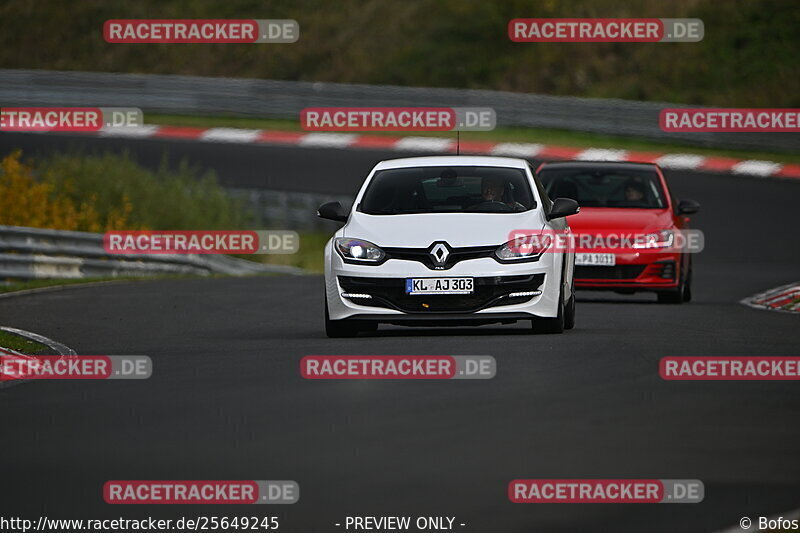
[341,293,372,299]
[660,262,676,279]
[508,290,543,298]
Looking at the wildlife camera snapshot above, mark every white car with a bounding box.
[317,156,579,337]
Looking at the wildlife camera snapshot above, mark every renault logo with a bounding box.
[429,242,450,267]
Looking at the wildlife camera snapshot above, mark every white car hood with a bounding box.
[344,211,544,248]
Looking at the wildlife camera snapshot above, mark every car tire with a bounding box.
[564,290,576,330]
[360,321,379,334]
[657,263,687,304]
[324,296,360,338]
[682,264,693,302]
[657,290,682,304]
[531,285,565,334]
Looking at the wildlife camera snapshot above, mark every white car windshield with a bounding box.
[359,166,536,215]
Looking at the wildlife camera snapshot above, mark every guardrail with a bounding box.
[231,188,350,231]
[0,225,303,282]
[0,69,794,153]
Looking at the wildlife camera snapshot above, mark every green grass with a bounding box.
[0,276,169,296]
[0,273,235,296]
[0,330,48,354]
[147,113,800,165]
[36,151,252,231]
[0,0,797,107]
[0,270,292,299]
[0,277,118,295]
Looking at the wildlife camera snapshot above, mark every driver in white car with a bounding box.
[479,176,526,211]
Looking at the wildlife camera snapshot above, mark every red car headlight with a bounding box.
[632,230,675,249]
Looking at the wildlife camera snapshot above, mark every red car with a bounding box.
[536,161,699,303]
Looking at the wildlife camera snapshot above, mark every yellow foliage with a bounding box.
[0,150,137,231]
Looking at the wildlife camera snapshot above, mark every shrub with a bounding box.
[0,150,250,232]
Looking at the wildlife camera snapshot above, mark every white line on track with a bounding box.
[490,142,544,157]
[298,133,358,147]
[655,153,706,169]
[200,127,262,143]
[99,125,161,138]
[731,160,783,177]
[576,148,628,161]
[393,136,454,152]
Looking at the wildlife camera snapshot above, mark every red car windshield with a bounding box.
[539,168,667,209]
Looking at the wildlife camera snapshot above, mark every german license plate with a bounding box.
[575,253,616,266]
[406,277,474,295]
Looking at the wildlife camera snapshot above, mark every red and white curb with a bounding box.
[83,125,800,179]
[741,282,800,314]
[0,326,76,389]
[0,326,76,356]
[0,340,36,389]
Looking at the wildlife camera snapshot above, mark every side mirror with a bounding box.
[547,197,580,220]
[317,201,349,223]
[677,199,700,215]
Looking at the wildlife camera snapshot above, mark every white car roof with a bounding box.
[374,155,529,170]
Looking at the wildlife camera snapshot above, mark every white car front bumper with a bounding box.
[325,241,565,323]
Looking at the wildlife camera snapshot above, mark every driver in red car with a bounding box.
[624,179,646,203]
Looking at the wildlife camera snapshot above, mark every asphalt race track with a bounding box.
[1,132,799,532]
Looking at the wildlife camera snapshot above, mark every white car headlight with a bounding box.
[494,234,552,262]
[335,238,385,263]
